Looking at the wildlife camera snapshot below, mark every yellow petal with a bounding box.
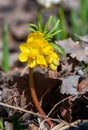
[18,53,28,62]
[51,52,59,59]
[43,46,53,55]
[28,58,36,68]
[46,55,53,64]
[37,55,43,64]
[46,52,59,63]
[19,43,30,53]
[33,32,43,40]
[27,37,33,43]
[29,49,38,59]
[37,55,47,68]
[28,32,43,41]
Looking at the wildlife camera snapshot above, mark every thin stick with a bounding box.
[83,95,88,100]
[51,120,81,130]
[0,102,42,117]
[0,102,62,124]
[47,95,72,117]
[48,90,87,117]
[20,65,28,76]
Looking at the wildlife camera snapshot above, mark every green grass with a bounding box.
[71,0,88,37]
[0,119,4,130]
[2,23,9,72]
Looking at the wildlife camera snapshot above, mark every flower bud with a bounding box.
[50,63,57,70]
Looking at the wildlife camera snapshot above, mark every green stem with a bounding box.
[29,68,54,127]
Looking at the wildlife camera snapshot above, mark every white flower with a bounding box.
[37,0,62,8]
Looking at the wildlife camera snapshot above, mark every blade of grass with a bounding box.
[0,119,4,130]
[58,7,68,39]
[2,23,9,72]
[70,9,78,34]
[80,0,88,35]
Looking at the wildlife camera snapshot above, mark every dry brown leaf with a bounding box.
[56,38,88,62]
[78,77,88,92]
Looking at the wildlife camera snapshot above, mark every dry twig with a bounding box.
[51,120,81,130]
[47,96,72,117]
[0,102,61,124]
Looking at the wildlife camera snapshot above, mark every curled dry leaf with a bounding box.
[78,77,88,92]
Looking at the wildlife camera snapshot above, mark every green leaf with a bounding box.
[26,27,36,32]
[43,16,52,34]
[49,19,60,34]
[49,42,65,56]
[28,23,38,30]
[51,29,62,37]
[38,21,42,32]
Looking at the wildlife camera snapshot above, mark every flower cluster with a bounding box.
[19,32,60,70]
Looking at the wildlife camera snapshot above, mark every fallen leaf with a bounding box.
[60,75,80,95]
[56,38,88,62]
[78,77,88,92]
[74,34,88,43]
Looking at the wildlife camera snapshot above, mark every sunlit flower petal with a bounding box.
[27,32,43,43]
[18,53,29,62]
[29,49,38,59]
[43,46,53,55]
[28,58,36,68]
[19,43,30,53]
[37,55,48,68]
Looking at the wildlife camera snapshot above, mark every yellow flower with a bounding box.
[18,43,30,62]
[18,32,60,70]
[45,52,60,70]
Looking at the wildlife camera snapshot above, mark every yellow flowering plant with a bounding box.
[18,16,64,128]
[19,16,64,70]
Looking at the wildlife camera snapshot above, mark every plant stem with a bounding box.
[29,67,54,128]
